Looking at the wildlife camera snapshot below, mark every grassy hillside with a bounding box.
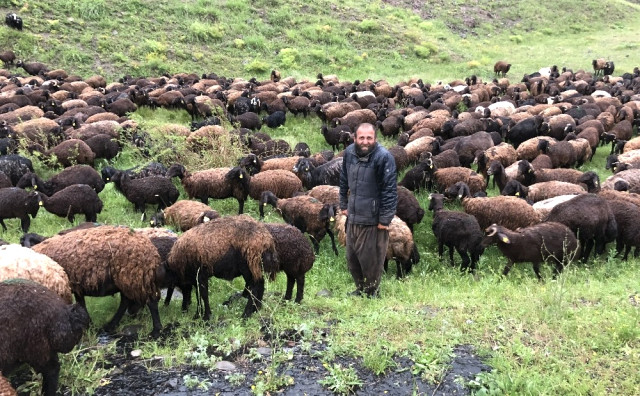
[2,0,640,82]
[1,1,640,395]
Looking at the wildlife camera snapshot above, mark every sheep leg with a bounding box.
[294,275,305,303]
[19,216,30,233]
[581,239,594,262]
[242,277,264,318]
[38,355,61,396]
[180,284,192,311]
[102,294,131,333]
[532,262,543,281]
[164,286,175,306]
[551,259,564,279]
[0,218,6,231]
[502,260,514,277]
[448,245,455,267]
[326,228,339,256]
[437,241,444,259]
[237,198,244,215]
[197,271,211,320]
[622,245,632,261]
[146,299,162,338]
[309,235,320,254]
[457,248,470,272]
[284,273,296,301]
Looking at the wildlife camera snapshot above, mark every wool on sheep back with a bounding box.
[167,215,278,319]
[0,373,16,396]
[32,225,163,336]
[0,244,72,303]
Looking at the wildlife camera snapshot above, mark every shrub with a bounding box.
[245,59,270,74]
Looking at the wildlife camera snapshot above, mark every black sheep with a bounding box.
[16,60,48,76]
[83,133,121,160]
[230,111,261,130]
[0,171,11,189]
[101,162,168,184]
[0,187,40,232]
[506,116,544,148]
[262,110,286,128]
[396,185,425,233]
[4,13,22,30]
[428,193,484,272]
[37,184,103,223]
[607,199,640,260]
[0,154,34,185]
[545,194,617,262]
[292,157,343,190]
[16,166,105,196]
[111,171,179,217]
[0,280,90,396]
[321,124,352,151]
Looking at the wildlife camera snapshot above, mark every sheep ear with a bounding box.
[498,232,510,244]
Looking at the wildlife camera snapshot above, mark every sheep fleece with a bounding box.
[0,244,72,303]
[33,226,160,303]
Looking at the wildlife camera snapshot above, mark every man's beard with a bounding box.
[355,142,373,157]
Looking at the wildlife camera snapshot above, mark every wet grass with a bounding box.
[2,0,640,394]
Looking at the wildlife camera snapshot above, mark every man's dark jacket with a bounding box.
[339,142,397,226]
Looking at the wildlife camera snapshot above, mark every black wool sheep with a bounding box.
[262,110,286,128]
[0,187,40,232]
[16,61,48,76]
[0,280,89,396]
[545,194,617,262]
[0,171,11,189]
[0,154,34,185]
[101,162,168,184]
[37,184,103,223]
[229,111,261,130]
[428,193,484,272]
[4,13,23,30]
[606,199,640,260]
[396,185,425,233]
[111,171,179,217]
[83,133,121,160]
[16,166,105,196]
[483,222,579,280]
[264,223,315,303]
[321,124,353,151]
[292,157,343,190]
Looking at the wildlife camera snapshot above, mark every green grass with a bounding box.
[2,0,640,394]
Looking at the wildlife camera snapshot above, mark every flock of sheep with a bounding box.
[1,52,640,394]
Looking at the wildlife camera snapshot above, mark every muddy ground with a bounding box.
[11,321,491,395]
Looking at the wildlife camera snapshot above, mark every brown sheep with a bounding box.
[331,108,377,131]
[166,164,250,214]
[42,139,96,167]
[33,226,164,337]
[167,215,278,319]
[494,61,512,77]
[0,373,16,396]
[249,169,303,200]
[260,191,338,255]
[150,200,219,232]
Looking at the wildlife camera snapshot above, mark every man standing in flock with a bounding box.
[339,123,397,298]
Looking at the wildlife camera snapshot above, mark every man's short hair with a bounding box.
[355,123,377,139]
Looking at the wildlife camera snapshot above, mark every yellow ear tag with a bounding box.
[305,167,309,171]
[263,202,267,206]
[458,194,463,199]
[38,201,43,206]
[106,178,110,181]
[33,185,37,190]
[203,216,210,222]
[430,165,434,169]
[502,237,509,243]
[330,217,335,221]
[239,174,243,179]
[515,192,519,196]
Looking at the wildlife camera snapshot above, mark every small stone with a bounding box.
[110,367,123,376]
[257,347,272,356]
[257,339,268,347]
[167,378,178,388]
[316,289,332,298]
[130,349,142,358]
[216,361,236,371]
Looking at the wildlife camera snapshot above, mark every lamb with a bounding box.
[230,111,261,130]
[335,214,418,278]
[248,169,303,200]
[483,222,579,280]
[428,193,484,272]
[606,200,640,260]
[448,181,541,230]
[0,187,40,232]
[544,194,618,262]
[0,50,16,68]
[167,215,278,319]
[292,157,343,190]
[264,223,315,303]
[262,110,286,128]
[592,58,608,76]
[150,200,219,232]
[0,280,89,396]
[259,190,338,255]
[494,61,512,77]
[321,124,352,151]
[33,225,164,336]
[0,244,72,303]
[37,184,103,223]
[16,165,105,195]
[166,164,249,213]
[396,185,425,233]
[4,13,22,30]
[398,159,433,192]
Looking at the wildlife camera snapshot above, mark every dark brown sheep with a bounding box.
[483,222,579,280]
[167,215,278,320]
[494,61,511,77]
[0,280,90,396]
[150,200,219,232]
[111,171,179,217]
[37,184,103,223]
[0,187,40,232]
[33,225,164,337]
[16,165,105,196]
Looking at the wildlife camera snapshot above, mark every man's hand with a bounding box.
[377,223,388,230]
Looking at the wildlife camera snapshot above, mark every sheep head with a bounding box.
[485,224,511,244]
